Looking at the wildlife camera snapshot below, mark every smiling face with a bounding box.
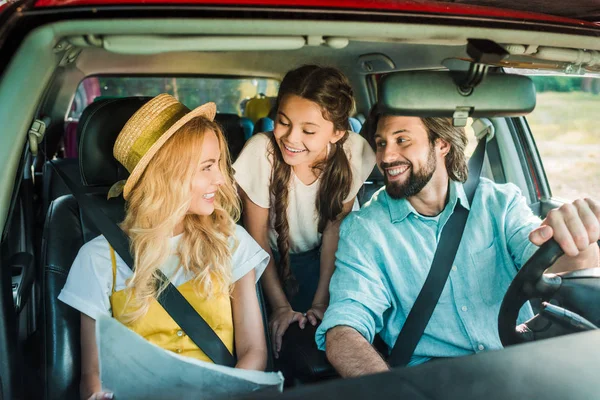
[374,115,447,199]
[188,129,225,216]
[273,94,345,168]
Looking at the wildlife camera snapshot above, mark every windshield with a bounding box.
[526,75,600,201]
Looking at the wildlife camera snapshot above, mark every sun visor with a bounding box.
[378,71,536,126]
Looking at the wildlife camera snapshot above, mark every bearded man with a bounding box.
[315,110,600,377]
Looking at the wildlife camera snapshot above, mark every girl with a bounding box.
[59,94,269,400]
[234,65,376,357]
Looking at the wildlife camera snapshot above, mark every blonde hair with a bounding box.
[120,116,240,322]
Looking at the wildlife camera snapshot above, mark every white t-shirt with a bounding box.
[233,132,376,254]
[58,225,269,321]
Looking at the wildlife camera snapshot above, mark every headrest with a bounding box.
[253,117,274,135]
[348,117,362,133]
[240,117,254,140]
[215,113,246,161]
[77,97,151,187]
[244,96,275,123]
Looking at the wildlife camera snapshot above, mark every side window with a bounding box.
[526,76,599,201]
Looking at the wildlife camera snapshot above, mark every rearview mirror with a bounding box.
[378,71,536,126]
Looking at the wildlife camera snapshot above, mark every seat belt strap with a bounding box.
[46,159,236,367]
[388,136,487,367]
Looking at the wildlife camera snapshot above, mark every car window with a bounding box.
[68,76,279,121]
[526,75,600,201]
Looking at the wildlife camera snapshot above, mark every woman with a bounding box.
[234,65,376,357]
[59,94,269,400]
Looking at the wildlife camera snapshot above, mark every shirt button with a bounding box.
[413,215,419,219]
[176,348,182,353]
[177,330,184,337]
[461,306,468,312]
[452,265,458,272]
[478,344,485,351]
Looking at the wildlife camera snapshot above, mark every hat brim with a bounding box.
[122,102,217,200]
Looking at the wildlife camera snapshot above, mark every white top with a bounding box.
[233,132,376,253]
[58,225,269,321]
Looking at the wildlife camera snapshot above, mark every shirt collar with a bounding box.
[386,180,471,224]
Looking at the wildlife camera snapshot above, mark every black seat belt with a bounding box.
[388,136,487,368]
[47,159,237,367]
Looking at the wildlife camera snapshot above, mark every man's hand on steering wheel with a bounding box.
[528,198,600,270]
[499,199,599,346]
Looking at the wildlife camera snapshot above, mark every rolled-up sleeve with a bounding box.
[316,215,391,350]
[503,184,542,269]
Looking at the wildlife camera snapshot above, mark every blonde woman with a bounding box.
[59,95,269,400]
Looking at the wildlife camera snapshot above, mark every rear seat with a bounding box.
[240,117,254,140]
[253,117,274,135]
[214,113,248,161]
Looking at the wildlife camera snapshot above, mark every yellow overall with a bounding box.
[108,247,234,362]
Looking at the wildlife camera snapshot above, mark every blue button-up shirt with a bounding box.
[316,178,542,366]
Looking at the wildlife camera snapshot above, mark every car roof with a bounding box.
[28,0,600,26]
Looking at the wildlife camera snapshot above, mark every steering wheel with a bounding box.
[498,239,564,346]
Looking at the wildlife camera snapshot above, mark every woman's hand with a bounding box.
[269,306,307,358]
[231,269,268,371]
[87,392,113,400]
[306,303,328,326]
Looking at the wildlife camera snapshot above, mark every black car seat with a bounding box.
[214,113,247,161]
[40,98,138,222]
[42,101,250,219]
[40,97,271,400]
[41,158,79,217]
[40,97,147,400]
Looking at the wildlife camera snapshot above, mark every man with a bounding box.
[315,110,600,377]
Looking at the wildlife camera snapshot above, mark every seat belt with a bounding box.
[388,135,487,368]
[46,159,237,367]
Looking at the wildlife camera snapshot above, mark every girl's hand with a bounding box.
[87,392,114,400]
[306,303,328,326]
[269,306,307,358]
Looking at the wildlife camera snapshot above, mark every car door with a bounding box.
[0,153,37,400]
[0,1,38,398]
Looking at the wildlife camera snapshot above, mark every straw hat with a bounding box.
[109,94,217,200]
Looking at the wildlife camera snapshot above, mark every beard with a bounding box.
[383,144,437,200]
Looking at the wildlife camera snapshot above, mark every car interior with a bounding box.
[0,4,599,400]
